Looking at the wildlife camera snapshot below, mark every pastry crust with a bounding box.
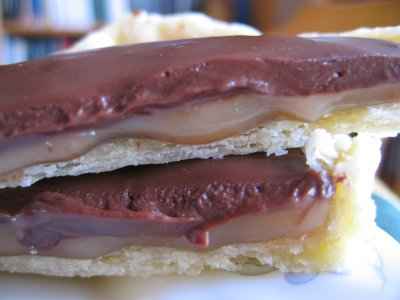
[2,102,399,189]
[0,131,381,277]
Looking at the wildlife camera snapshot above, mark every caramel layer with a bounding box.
[1,83,400,176]
[0,151,334,258]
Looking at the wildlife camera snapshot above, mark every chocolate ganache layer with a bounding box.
[1,35,400,140]
[0,151,334,258]
[1,36,400,176]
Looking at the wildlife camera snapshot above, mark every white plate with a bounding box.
[1,228,399,300]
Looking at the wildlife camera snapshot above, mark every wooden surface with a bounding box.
[375,179,400,205]
[252,0,400,34]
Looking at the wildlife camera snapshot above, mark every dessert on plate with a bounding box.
[0,12,399,277]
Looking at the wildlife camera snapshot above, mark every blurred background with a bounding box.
[3,0,400,63]
[0,0,400,196]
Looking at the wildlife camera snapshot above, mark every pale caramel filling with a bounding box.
[1,83,399,175]
[0,195,328,258]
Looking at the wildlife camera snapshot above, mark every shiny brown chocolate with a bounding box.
[0,151,334,254]
[0,36,400,140]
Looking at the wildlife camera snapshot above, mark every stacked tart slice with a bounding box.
[0,32,399,277]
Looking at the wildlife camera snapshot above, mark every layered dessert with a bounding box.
[0,15,399,277]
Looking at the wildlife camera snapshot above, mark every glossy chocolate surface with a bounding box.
[0,35,399,140]
[0,151,334,253]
